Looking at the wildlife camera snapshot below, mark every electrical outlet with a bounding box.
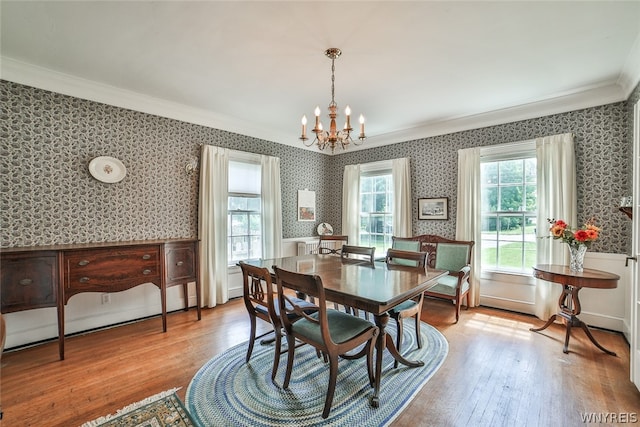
[101,293,111,304]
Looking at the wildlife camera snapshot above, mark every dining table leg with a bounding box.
[370,311,426,408]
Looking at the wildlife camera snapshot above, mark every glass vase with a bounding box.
[568,244,587,272]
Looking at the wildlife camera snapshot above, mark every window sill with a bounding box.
[480,269,535,286]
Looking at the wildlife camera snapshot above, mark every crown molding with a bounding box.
[348,83,628,153]
[1,56,632,157]
[0,56,294,147]
[618,32,640,97]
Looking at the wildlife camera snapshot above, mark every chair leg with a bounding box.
[322,354,339,419]
[394,316,404,369]
[246,315,257,362]
[414,314,422,349]
[283,334,296,389]
[271,329,282,381]
[455,298,461,323]
[366,340,375,387]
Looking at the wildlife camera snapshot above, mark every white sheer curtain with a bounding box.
[198,145,229,308]
[535,132,576,319]
[456,147,482,307]
[261,154,282,259]
[341,164,361,243]
[392,158,412,237]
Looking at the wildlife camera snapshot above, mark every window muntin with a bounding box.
[481,157,536,273]
[359,173,393,254]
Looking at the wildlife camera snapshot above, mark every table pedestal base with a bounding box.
[368,313,425,408]
[531,265,619,356]
[530,311,617,356]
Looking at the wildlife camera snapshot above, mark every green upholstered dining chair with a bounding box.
[424,242,474,323]
[239,262,314,381]
[339,245,376,317]
[273,266,379,419]
[390,238,421,266]
[385,248,428,368]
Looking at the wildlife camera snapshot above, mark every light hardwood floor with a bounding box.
[2,298,639,426]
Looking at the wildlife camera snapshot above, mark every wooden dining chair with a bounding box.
[385,248,428,368]
[339,245,376,317]
[239,262,314,381]
[273,266,379,419]
[340,245,376,265]
[317,235,349,255]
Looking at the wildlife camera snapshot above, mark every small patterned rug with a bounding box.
[186,320,448,426]
[80,388,196,427]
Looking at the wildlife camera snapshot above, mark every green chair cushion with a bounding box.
[434,243,470,272]
[292,309,374,344]
[428,276,470,297]
[390,240,422,266]
[389,299,418,314]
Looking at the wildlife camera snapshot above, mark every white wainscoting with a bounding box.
[479,252,632,335]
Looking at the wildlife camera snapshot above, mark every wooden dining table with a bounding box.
[246,253,448,407]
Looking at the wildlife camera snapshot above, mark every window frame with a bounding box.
[358,160,394,255]
[479,141,537,277]
[227,157,262,266]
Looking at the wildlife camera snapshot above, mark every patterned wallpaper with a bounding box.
[1,80,636,254]
[0,81,329,246]
[327,99,634,254]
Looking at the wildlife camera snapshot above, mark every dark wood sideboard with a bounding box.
[0,239,201,360]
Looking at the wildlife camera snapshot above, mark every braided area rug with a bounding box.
[186,320,448,426]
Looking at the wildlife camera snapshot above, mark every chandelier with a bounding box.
[299,48,366,152]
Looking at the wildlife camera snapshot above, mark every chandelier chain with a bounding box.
[330,57,336,106]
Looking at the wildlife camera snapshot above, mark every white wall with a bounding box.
[479,252,632,335]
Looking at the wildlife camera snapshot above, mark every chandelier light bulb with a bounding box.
[300,115,308,140]
[359,114,366,140]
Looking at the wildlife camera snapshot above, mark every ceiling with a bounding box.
[2,1,640,154]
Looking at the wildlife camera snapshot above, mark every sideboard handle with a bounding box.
[142,254,152,260]
[78,260,90,266]
[176,261,184,266]
[19,278,33,286]
[142,269,152,275]
[79,277,90,283]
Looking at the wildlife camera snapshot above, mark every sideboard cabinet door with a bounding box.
[165,241,197,286]
[1,251,58,313]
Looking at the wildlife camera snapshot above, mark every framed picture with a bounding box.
[418,197,448,220]
[297,189,316,222]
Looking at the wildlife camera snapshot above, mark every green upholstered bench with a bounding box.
[392,235,474,323]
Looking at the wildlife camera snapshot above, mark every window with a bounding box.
[480,153,537,274]
[228,160,261,264]
[359,171,394,254]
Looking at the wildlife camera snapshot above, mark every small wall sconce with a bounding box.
[185,158,198,175]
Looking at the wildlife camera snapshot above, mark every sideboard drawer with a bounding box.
[1,251,58,313]
[64,246,161,292]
